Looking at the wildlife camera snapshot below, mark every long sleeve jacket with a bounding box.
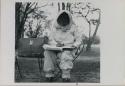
[46,11,83,48]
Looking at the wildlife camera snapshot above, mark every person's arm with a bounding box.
[72,26,83,48]
[43,30,57,50]
[47,31,57,45]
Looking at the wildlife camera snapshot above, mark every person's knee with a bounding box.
[44,50,51,56]
[44,50,55,58]
[43,50,56,72]
[61,51,73,61]
[59,51,73,70]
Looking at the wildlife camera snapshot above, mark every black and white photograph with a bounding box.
[1,0,125,85]
[15,1,101,83]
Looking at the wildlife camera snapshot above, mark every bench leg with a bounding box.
[15,57,23,79]
[38,57,43,79]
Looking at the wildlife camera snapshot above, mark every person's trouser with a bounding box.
[43,50,73,79]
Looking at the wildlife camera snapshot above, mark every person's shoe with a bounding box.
[62,78,70,82]
[45,77,55,82]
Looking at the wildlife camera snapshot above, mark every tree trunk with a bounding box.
[58,3,60,12]
[15,3,22,49]
[66,3,71,11]
[86,22,92,51]
[86,38,92,51]
[86,20,100,51]
[62,2,65,10]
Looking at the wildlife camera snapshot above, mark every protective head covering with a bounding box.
[54,10,74,30]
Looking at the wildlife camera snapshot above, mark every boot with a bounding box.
[45,77,55,82]
[62,78,70,82]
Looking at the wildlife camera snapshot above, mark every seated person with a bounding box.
[43,11,82,82]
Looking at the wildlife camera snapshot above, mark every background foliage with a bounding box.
[15,2,101,51]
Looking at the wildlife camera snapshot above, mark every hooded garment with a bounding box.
[43,11,83,78]
[47,10,82,47]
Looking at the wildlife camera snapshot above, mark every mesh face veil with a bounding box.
[57,12,70,27]
[53,11,74,31]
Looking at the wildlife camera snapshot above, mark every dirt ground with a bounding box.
[15,45,100,83]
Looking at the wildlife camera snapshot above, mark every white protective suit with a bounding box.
[43,10,82,79]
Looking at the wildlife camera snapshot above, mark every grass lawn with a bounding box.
[15,44,100,83]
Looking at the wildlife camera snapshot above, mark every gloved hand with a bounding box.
[43,44,49,49]
[56,42,64,47]
[71,44,77,49]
